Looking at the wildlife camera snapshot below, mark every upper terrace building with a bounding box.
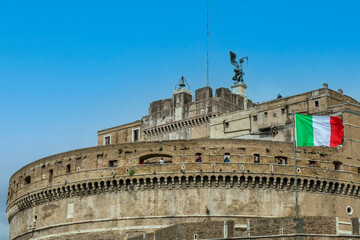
[98,81,359,150]
[98,78,253,145]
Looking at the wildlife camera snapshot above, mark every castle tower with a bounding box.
[173,76,192,121]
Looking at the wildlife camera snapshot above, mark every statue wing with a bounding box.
[230,51,239,68]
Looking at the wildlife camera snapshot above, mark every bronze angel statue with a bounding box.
[230,51,248,83]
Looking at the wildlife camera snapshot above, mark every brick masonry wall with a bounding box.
[352,217,359,235]
[249,217,336,236]
[249,217,296,236]
[129,221,234,240]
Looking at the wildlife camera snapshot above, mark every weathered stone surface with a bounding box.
[7,84,360,239]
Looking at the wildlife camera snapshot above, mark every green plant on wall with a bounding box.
[159,146,163,151]
[180,169,185,173]
[129,170,135,176]
[118,148,123,154]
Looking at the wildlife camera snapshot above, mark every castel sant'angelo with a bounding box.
[6,54,360,240]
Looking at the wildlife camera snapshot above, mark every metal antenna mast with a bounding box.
[206,0,209,87]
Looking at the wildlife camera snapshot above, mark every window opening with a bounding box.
[132,128,140,142]
[66,164,71,173]
[49,169,53,182]
[253,115,258,121]
[264,112,268,119]
[109,160,118,167]
[24,176,31,185]
[346,206,353,215]
[333,161,342,170]
[309,161,316,167]
[104,136,111,145]
[275,156,287,165]
[281,108,285,114]
[315,100,319,107]
[195,153,202,162]
[224,153,230,163]
[254,154,260,163]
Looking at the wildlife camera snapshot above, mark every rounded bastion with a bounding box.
[6,139,360,239]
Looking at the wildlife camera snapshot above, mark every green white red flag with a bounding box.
[295,114,344,147]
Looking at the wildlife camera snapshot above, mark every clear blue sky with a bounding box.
[0,0,359,237]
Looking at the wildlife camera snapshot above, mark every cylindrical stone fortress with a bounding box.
[6,139,360,239]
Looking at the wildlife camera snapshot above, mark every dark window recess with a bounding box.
[264,112,268,119]
[309,161,316,167]
[358,167,360,174]
[254,154,260,163]
[109,160,118,167]
[315,100,319,107]
[66,164,71,173]
[253,115,258,121]
[224,153,230,162]
[104,136,111,145]
[281,108,285,114]
[24,176,31,185]
[195,153,202,162]
[333,161,342,170]
[49,169,53,182]
[224,122,229,128]
[275,156,287,165]
[133,129,139,142]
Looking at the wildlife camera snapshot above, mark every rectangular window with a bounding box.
[315,100,319,107]
[275,156,287,165]
[281,108,285,114]
[24,176,31,185]
[334,161,342,170]
[264,112,268,119]
[49,169,53,182]
[224,153,230,162]
[253,115,258,121]
[66,164,71,173]
[104,136,111,145]
[309,161,316,167]
[254,154,260,163]
[132,128,140,142]
[109,160,118,167]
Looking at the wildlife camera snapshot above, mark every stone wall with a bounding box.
[129,221,234,240]
[249,217,336,236]
[127,217,357,240]
[210,87,360,142]
[6,138,360,240]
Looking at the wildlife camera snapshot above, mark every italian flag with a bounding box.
[295,114,344,147]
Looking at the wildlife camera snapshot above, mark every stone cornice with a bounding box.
[7,170,360,223]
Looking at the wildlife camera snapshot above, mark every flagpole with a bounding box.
[292,109,299,217]
[206,0,209,87]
